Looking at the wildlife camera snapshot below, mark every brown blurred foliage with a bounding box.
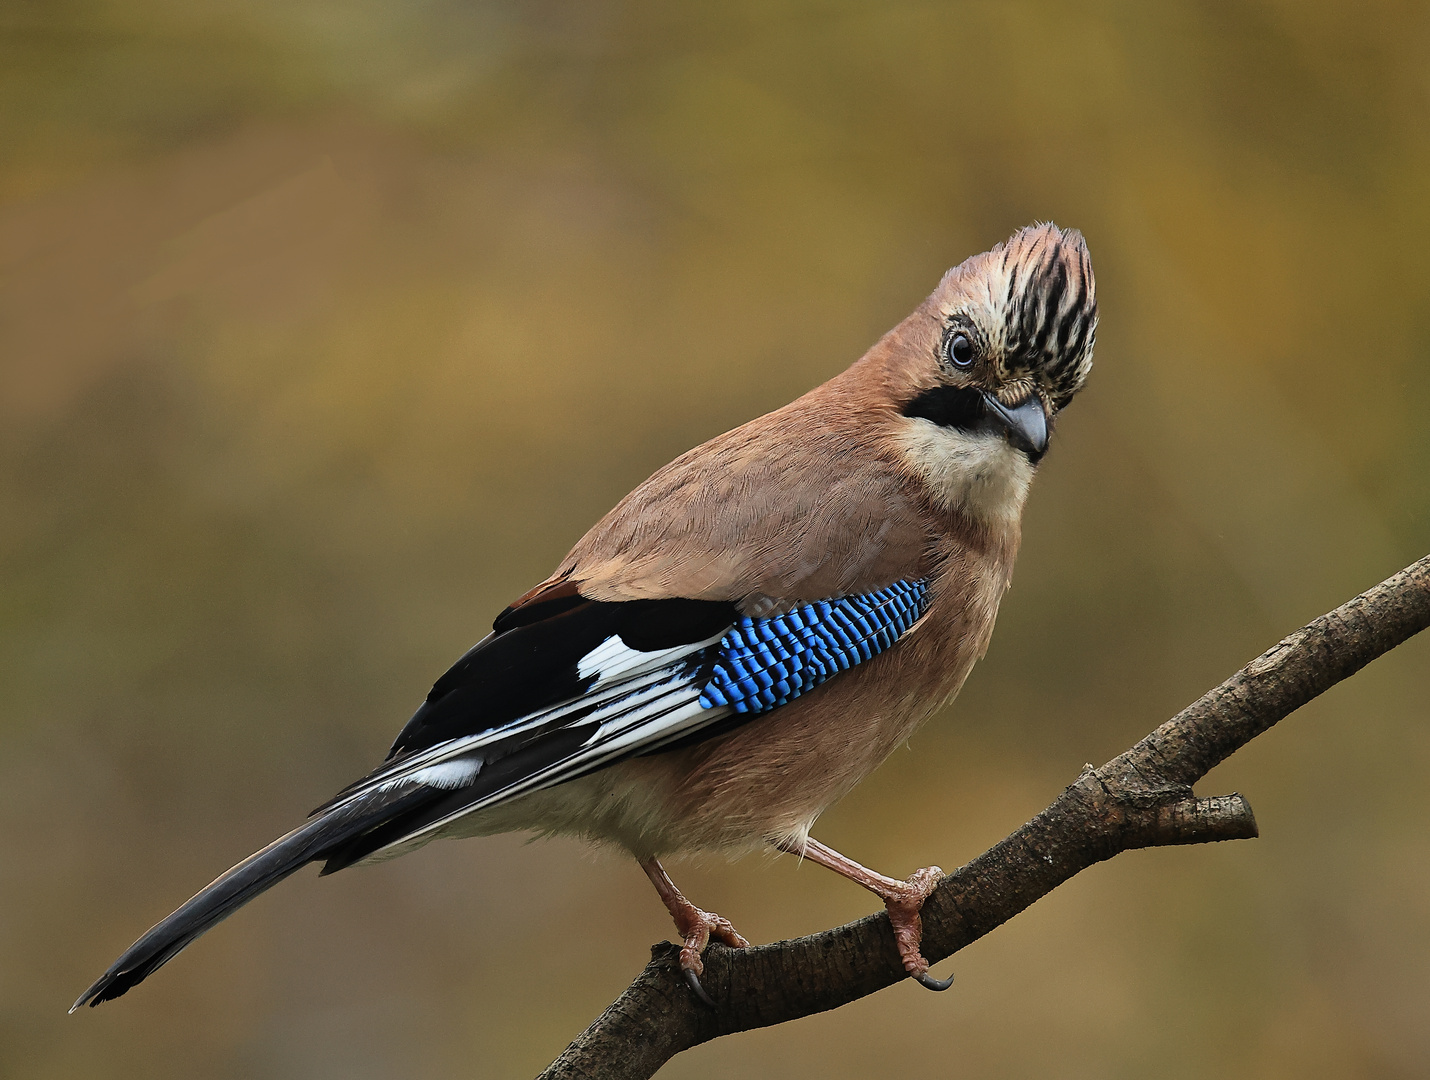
[2,2,1429,1077]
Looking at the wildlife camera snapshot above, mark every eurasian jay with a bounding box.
[74,222,1097,1010]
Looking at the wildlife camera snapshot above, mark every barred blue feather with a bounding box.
[699,579,929,714]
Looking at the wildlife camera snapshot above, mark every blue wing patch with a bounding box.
[699,578,929,715]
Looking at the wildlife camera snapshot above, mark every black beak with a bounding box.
[980,392,1049,462]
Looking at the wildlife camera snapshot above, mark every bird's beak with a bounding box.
[980,392,1049,461]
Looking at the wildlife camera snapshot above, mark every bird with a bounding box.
[73,221,1097,1011]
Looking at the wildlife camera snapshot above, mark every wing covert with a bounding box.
[699,580,929,714]
[314,578,930,869]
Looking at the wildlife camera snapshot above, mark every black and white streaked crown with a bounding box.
[998,224,1098,411]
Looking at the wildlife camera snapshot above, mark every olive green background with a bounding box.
[3,2,1429,1077]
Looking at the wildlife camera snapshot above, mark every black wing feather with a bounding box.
[75,593,739,1008]
[387,594,736,759]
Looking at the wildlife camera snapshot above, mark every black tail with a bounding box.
[71,787,436,1011]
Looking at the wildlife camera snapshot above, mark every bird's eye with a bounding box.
[947,332,975,368]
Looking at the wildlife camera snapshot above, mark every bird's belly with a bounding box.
[439,554,1004,860]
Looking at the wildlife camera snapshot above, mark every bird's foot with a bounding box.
[640,856,749,1007]
[878,865,953,991]
[669,899,750,1005]
[776,838,954,992]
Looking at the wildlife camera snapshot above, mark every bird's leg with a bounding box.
[639,856,749,1007]
[779,836,953,991]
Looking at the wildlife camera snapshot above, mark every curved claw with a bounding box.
[915,970,955,992]
[683,966,716,1008]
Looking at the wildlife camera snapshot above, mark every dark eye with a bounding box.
[947,332,975,368]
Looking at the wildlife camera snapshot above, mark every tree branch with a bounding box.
[538,554,1430,1080]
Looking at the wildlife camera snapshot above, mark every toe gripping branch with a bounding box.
[891,773,1258,996]
[682,967,716,1009]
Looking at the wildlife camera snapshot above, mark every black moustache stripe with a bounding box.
[901,385,992,433]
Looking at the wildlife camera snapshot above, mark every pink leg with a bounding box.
[640,857,750,1006]
[779,836,952,991]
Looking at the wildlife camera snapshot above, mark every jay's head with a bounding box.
[888,223,1097,522]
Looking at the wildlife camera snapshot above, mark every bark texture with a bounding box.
[538,555,1430,1080]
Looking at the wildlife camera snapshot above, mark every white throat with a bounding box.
[893,416,1035,526]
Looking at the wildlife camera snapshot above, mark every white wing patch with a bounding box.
[577,635,712,685]
[326,630,729,826]
[407,760,482,790]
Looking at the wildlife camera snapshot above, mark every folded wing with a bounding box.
[315,578,931,869]
[74,579,928,1009]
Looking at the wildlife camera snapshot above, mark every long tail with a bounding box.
[71,787,436,1011]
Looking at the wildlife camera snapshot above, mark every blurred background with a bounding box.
[3,1,1429,1077]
